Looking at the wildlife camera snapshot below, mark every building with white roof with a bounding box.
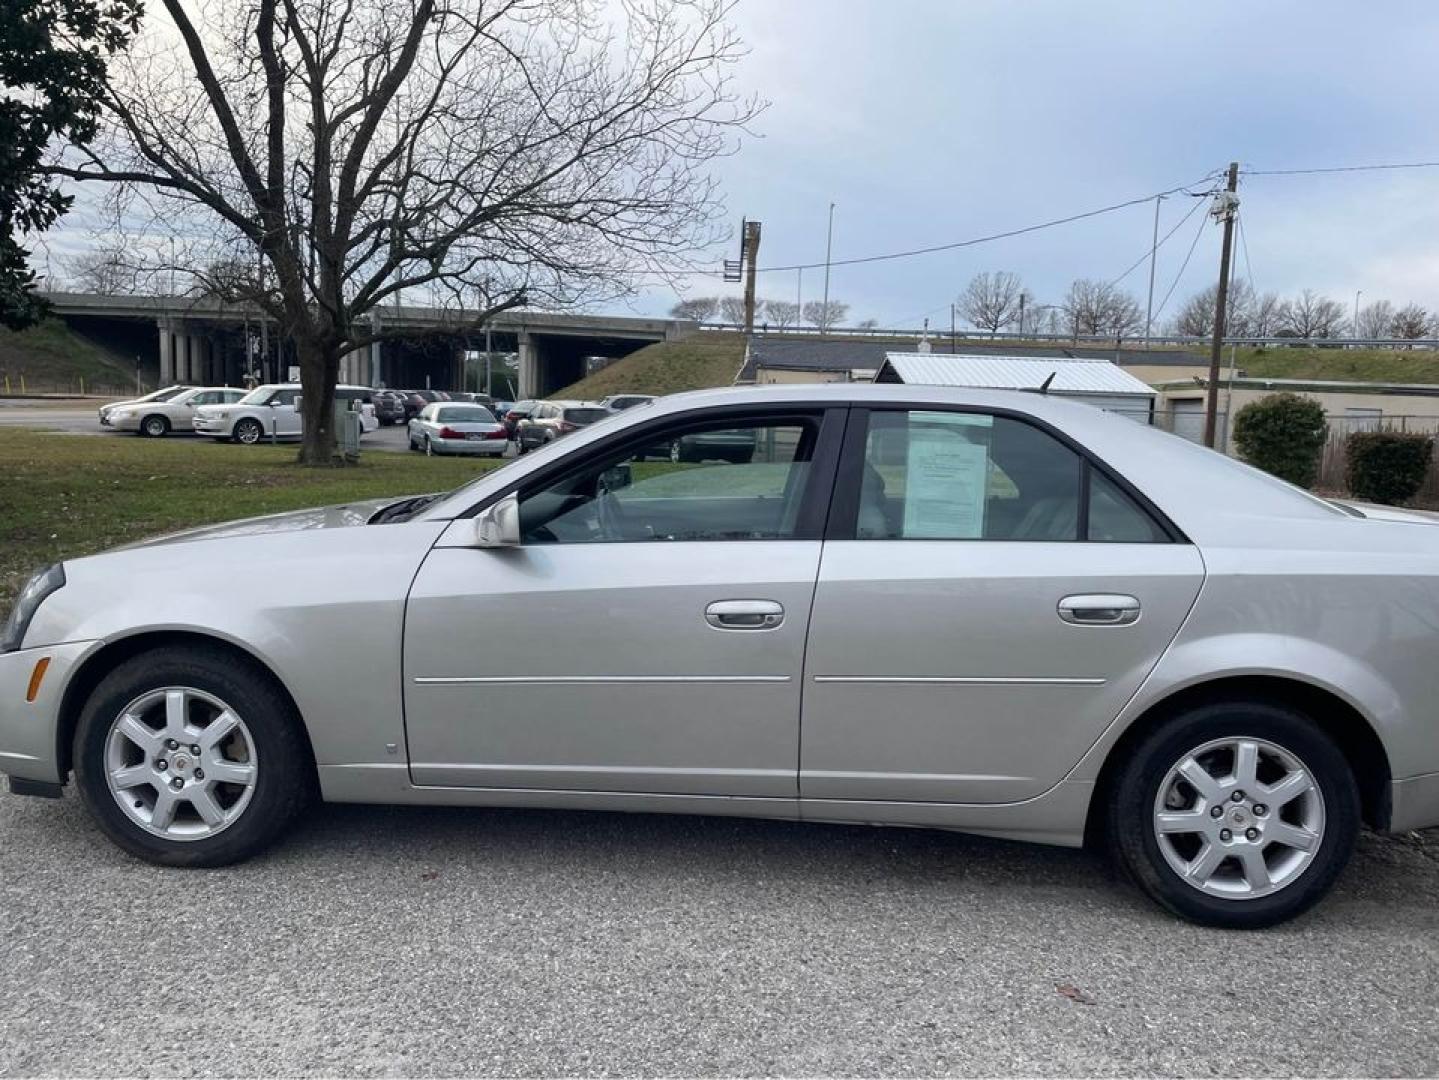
[874,352,1158,418]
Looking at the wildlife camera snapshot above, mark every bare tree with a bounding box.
[46,0,759,463]
[1392,303,1432,340]
[956,270,1023,335]
[764,298,798,328]
[65,243,135,294]
[1170,280,1255,337]
[856,317,878,330]
[1276,290,1348,339]
[1355,299,1396,340]
[719,295,747,324]
[802,298,848,331]
[1251,291,1283,338]
[1062,279,1142,336]
[670,296,719,322]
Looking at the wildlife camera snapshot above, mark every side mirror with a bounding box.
[475,492,521,548]
[599,464,632,493]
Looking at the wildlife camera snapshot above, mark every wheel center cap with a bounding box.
[172,754,191,773]
[1229,806,1249,828]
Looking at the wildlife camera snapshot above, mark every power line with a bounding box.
[1237,212,1256,296]
[751,173,1221,275]
[1151,202,1210,324]
[1244,160,1439,177]
[1107,193,1209,290]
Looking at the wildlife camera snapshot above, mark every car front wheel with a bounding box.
[233,418,263,445]
[73,646,313,867]
[1107,701,1359,928]
[140,415,169,438]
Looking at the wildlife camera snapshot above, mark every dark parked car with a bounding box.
[501,399,538,437]
[371,390,407,425]
[516,401,610,451]
[600,393,656,412]
[400,389,450,422]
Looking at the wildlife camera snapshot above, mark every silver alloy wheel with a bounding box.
[1153,736,1325,900]
[142,416,167,437]
[236,420,261,445]
[104,686,258,841]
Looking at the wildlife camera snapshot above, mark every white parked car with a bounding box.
[104,387,247,437]
[193,383,379,444]
[98,385,192,427]
[407,403,510,456]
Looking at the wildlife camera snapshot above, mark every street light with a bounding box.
[1353,289,1363,341]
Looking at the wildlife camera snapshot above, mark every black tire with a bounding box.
[73,645,313,867]
[233,417,264,445]
[139,414,169,438]
[1107,700,1359,928]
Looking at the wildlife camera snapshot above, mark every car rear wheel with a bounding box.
[139,415,169,438]
[233,418,263,445]
[73,646,313,867]
[1107,701,1359,928]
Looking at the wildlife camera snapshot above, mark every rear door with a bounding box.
[800,406,1204,805]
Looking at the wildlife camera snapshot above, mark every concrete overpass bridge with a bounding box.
[41,292,691,397]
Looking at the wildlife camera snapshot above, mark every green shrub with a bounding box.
[1345,430,1434,505]
[1232,392,1328,488]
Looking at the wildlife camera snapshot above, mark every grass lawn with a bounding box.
[0,430,504,610]
[1233,346,1439,383]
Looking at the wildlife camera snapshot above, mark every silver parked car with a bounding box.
[98,385,192,427]
[407,403,510,456]
[4,384,1438,927]
[104,386,247,437]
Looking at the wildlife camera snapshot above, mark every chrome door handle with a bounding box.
[1058,594,1141,626]
[705,599,785,630]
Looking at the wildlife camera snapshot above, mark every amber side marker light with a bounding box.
[25,657,51,703]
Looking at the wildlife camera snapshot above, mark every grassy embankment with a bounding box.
[0,319,142,396]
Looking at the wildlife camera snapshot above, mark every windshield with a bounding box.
[145,386,189,402]
[237,386,277,406]
[565,408,609,425]
[436,406,496,423]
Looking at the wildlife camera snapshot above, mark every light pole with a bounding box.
[1353,289,1363,340]
[1144,194,1164,345]
[821,202,835,336]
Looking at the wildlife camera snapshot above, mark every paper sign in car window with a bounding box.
[901,412,993,538]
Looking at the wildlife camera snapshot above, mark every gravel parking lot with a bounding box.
[2,791,1437,1077]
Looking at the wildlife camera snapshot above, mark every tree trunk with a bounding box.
[296,337,342,466]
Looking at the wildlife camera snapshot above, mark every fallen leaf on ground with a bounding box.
[1056,983,1096,1005]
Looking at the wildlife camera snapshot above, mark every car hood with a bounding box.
[1332,500,1439,525]
[120,497,407,548]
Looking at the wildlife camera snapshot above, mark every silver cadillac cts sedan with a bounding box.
[3,384,1437,927]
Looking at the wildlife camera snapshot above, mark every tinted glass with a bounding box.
[1088,469,1169,542]
[519,418,818,543]
[564,408,608,425]
[436,407,496,423]
[858,411,1081,541]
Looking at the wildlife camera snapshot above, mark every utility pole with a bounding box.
[1204,161,1240,449]
[950,303,956,353]
[741,219,762,334]
[1017,292,1027,338]
[1352,290,1363,341]
[821,202,835,337]
[1144,194,1164,345]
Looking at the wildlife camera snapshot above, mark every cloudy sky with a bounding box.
[634,0,1439,328]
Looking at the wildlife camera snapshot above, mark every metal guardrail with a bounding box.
[697,322,1439,350]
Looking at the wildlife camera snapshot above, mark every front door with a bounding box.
[403,408,843,796]
[800,407,1204,805]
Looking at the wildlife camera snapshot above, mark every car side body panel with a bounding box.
[23,518,447,777]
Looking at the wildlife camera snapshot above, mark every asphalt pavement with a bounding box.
[1,789,1436,1077]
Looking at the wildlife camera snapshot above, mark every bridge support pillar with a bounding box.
[517,331,537,398]
[158,319,174,385]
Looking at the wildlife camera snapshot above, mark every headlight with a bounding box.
[111,409,134,420]
[212,411,229,421]
[1,564,65,654]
